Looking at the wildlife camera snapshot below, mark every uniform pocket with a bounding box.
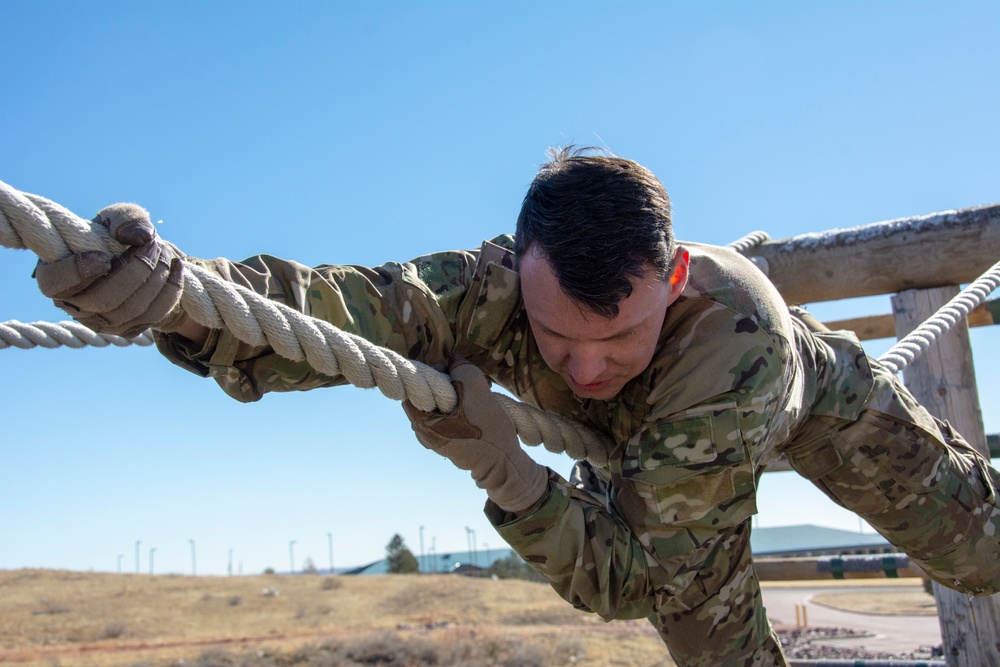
[464,256,520,351]
[620,404,757,526]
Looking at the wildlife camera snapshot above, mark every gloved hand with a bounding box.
[34,203,186,337]
[403,360,549,514]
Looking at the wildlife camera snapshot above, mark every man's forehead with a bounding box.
[520,252,667,335]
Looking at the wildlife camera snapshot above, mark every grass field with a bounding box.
[0,569,938,666]
[0,569,671,667]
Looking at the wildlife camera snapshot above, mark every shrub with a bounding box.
[99,622,127,639]
[33,599,71,615]
[488,553,545,582]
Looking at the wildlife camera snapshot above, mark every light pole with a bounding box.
[135,540,141,574]
[419,525,425,573]
[327,532,334,574]
[117,554,124,573]
[289,540,297,574]
[149,547,157,575]
[189,539,197,576]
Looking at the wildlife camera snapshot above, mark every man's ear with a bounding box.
[667,247,689,302]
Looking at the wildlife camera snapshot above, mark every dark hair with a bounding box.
[514,146,675,317]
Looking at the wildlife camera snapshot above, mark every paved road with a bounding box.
[760,582,941,654]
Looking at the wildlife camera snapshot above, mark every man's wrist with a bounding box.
[487,463,550,515]
[169,314,211,346]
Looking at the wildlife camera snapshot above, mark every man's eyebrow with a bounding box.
[536,322,638,342]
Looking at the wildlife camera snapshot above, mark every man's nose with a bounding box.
[567,347,607,385]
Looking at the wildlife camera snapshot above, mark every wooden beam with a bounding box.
[892,286,1000,667]
[755,555,926,581]
[745,204,1000,304]
[822,297,1000,341]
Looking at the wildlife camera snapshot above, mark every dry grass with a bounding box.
[0,569,671,667]
[810,588,938,616]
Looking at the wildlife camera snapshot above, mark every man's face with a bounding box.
[519,247,688,401]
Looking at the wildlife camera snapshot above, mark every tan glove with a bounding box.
[34,203,186,337]
[403,360,549,514]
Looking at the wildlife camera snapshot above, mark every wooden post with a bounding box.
[891,286,1000,667]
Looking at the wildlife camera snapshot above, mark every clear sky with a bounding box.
[2,1,998,577]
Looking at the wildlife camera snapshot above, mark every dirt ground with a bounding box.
[811,587,937,616]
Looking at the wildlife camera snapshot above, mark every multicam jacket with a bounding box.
[157,235,872,664]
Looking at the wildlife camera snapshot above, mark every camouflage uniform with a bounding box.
[157,236,1000,667]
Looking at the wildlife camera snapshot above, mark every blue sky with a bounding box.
[2,1,998,576]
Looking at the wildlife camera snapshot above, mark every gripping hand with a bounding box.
[34,203,186,337]
[403,360,549,514]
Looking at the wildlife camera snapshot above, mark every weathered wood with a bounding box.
[746,204,1000,304]
[823,297,1000,341]
[755,555,926,581]
[892,286,1000,667]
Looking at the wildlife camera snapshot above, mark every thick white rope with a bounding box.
[726,230,770,254]
[0,320,155,349]
[0,180,611,465]
[878,258,1000,373]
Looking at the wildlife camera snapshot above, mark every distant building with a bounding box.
[339,524,891,574]
[345,549,512,575]
[750,524,892,558]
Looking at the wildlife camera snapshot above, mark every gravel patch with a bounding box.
[776,625,943,661]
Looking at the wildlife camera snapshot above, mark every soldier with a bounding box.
[34,148,1000,666]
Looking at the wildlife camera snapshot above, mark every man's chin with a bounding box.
[568,379,623,401]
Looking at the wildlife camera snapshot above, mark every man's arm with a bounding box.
[153,249,484,402]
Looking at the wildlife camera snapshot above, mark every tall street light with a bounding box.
[327,532,334,574]
[149,547,157,575]
[117,554,124,573]
[189,539,197,576]
[289,540,297,574]
[419,526,425,574]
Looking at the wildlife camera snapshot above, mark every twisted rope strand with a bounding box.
[878,258,1000,373]
[0,179,613,462]
[0,320,154,350]
[726,230,771,254]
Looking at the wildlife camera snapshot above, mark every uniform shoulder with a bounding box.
[681,241,789,337]
[488,233,516,251]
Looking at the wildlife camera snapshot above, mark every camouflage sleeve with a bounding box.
[486,471,662,621]
[155,248,481,403]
